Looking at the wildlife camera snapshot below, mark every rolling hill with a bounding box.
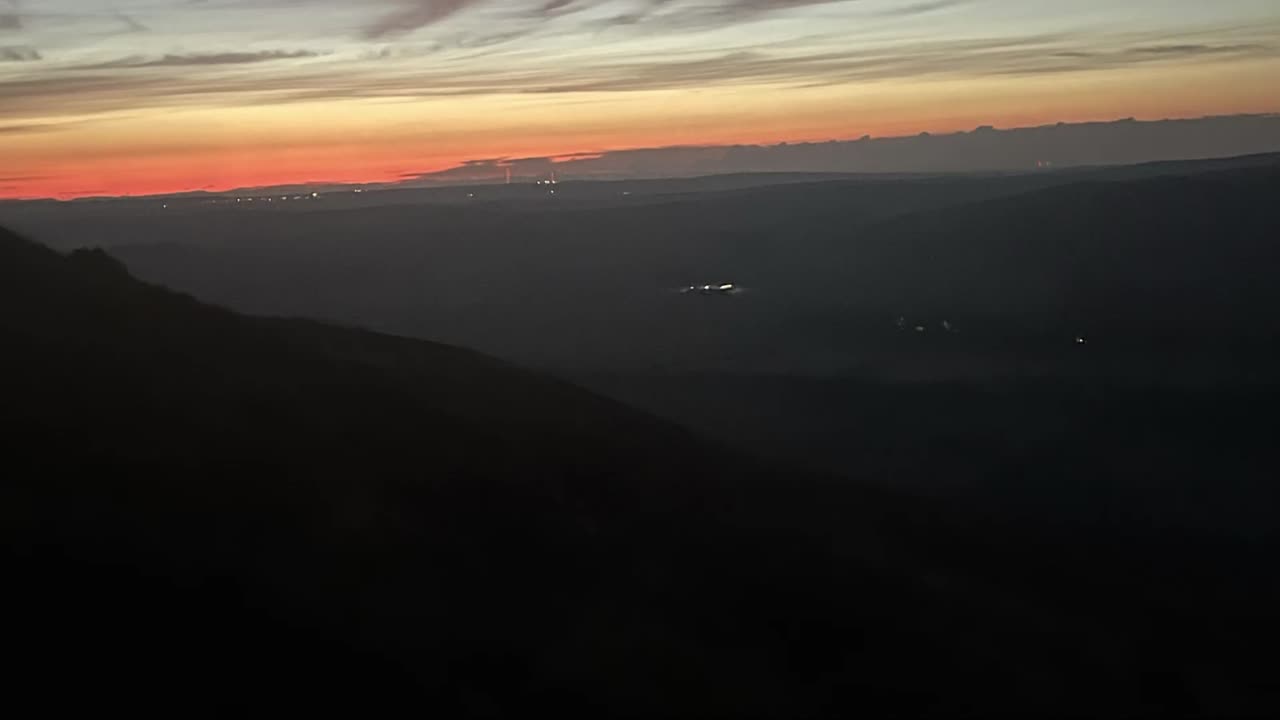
[3,200,1278,716]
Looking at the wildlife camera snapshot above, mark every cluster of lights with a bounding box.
[896,316,958,334]
[682,283,737,295]
[894,316,1089,345]
[233,192,321,204]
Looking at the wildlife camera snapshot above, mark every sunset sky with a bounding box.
[2,0,1278,198]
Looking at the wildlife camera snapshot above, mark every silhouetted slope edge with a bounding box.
[0,227,943,715]
[3,226,1278,717]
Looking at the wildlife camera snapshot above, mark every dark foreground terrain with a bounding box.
[3,155,1279,716]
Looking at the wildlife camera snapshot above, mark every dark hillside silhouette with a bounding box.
[0,225,1039,715]
[2,205,1278,715]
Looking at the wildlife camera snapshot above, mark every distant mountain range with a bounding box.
[405,113,1280,185]
[6,113,1277,203]
[62,151,1278,377]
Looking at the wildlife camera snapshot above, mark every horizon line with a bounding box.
[3,111,1277,203]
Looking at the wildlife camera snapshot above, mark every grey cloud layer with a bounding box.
[359,0,859,37]
[3,22,1274,119]
[0,1,1276,122]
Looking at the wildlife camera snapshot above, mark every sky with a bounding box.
[1,0,1278,198]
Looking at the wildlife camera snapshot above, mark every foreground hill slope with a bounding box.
[2,225,1278,716]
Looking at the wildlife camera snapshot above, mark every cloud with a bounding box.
[1131,43,1262,56]
[571,0,957,36]
[1,3,1276,122]
[0,118,94,136]
[77,49,324,70]
[0,44,39,61]
[874,0,965,17]
[362,0,482,39]
[0,123,50,134]
[538,0,577,12]
[2,26,1275,121]
[355,0,858,39]
[606,0,855,29]
[715,0,855,18]
[115,12,149,33]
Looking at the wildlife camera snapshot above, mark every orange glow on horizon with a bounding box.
[4,57,1279,200]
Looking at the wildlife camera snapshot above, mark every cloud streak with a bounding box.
[77,49,324,70]
[0,45,39,61]
[362,0,482,39]
[1,23,1276,120]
